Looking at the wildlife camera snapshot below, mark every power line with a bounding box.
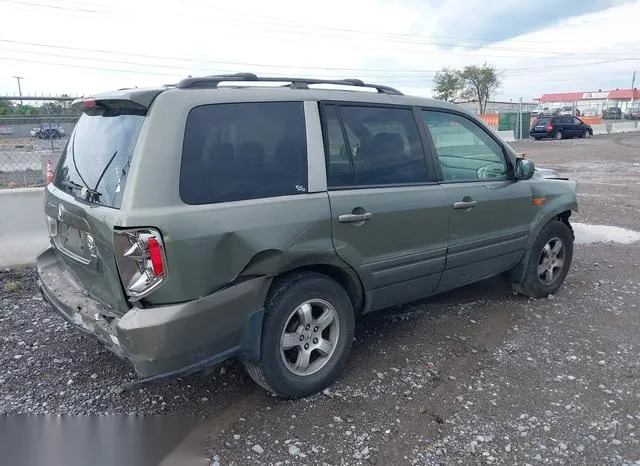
[183,2,640,57]
[181,1,634,48]
[2,38,636,80]
[2,0,636,58]
[0,39,441,73]
[2,0,620,49]
[0,0,104,14]
[0,55,435,84]
[0,55,182,77]
[501,58,638,75]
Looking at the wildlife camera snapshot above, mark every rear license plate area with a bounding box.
[57,223,90,262]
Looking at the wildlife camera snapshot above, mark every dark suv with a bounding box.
[530,116,593,140]
[37,74,578,399]
[602,107,622,119]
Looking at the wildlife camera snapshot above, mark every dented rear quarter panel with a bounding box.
[132,194,336,305]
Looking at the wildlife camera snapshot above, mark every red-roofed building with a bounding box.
[537,92,584,103]
[607,89,640,100]
[534,88,639,114]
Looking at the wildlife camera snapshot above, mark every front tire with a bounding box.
[518,220,573,298]
[583,130,591,139]
[244,272,355,399]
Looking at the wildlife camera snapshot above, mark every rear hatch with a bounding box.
[45,94,157,315]
[531,117,551,132]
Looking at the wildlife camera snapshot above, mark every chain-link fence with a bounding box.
[0,97,79,189]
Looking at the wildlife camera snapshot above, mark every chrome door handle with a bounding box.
[453,200,478,209]
[339,212,373,223]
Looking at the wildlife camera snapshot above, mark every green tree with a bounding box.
[459,63,501,114]
[432,68,464,102]
[17,104,38,115]
[0,100,13,115]
[41,101,65,114]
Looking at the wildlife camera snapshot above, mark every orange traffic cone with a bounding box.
[46,160,54,184]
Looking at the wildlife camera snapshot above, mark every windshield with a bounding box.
[53,107,146,208]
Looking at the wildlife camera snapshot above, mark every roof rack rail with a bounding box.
[176,73,403,95]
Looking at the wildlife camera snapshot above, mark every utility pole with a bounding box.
[13,76,23,105]
[632,71,636,105]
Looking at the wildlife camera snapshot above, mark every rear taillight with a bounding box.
[147,238,164,276]
[546,124,553,131]
[113,228,167,300]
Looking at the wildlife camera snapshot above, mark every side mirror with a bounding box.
[515,158,535,180]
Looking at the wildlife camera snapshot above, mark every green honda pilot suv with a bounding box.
[36,73,577,399]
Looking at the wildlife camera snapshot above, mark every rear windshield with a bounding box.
[53,107,145,209]
[180,101,308,205]
[535,117,551,125]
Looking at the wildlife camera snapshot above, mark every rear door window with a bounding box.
[324,104,429,187]
[180,102,308,204]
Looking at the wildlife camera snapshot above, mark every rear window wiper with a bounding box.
[59,179,102,202]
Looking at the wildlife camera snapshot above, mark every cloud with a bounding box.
[0,0,638,102]
[421,0,636,46]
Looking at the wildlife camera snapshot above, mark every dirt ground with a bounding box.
[1,133,639,465]
[0,136,66,188]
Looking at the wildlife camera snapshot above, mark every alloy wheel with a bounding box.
[537,237,565,285]
[280,299,340,376]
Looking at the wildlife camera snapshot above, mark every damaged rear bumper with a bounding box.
[36,247,267,382]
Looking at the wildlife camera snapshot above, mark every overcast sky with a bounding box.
[0,0,639,101]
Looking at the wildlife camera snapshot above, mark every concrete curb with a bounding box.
[497,130,516,142]
[0,187,45,195]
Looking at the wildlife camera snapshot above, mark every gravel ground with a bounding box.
[1,133,639,465]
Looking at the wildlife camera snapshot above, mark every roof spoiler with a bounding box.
[71,88,163,112]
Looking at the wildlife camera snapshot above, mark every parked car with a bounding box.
[624,105,640,120]
[37,73,578,399]
[530,115,593,140]
[602,107,622,119]
[559,106,580,116]
[582,107,598,117]
[531,107,550,117]
[36,127,64,139]
[30,127,41,137]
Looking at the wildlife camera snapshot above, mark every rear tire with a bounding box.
[555,131,563,140]
[517,220,573,298]
[243,272,355,399]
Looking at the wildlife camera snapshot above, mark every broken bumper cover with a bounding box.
[36,247,267,381]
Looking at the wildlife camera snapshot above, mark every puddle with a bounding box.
[573,222,640,245]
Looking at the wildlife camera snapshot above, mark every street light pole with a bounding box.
[13,76,23,105]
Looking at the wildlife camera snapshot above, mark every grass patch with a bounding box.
[3,281,19,293]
